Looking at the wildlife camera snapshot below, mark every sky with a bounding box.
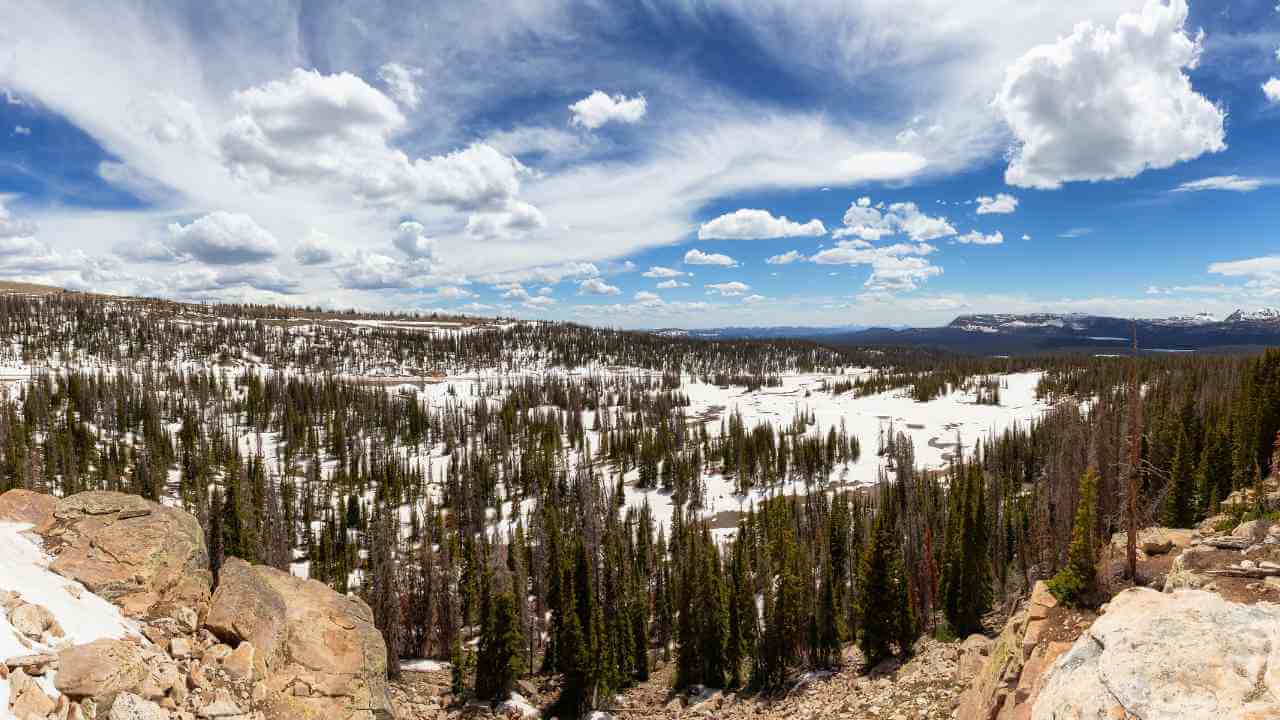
[0,0,1278,329]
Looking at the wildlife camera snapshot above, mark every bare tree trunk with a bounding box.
[1125,320,1142,581]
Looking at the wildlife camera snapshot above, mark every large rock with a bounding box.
[205,557,394,719]
[0,489,56,532]
[42,491,211,619]
[1108,526,1194,556]
[55,639,150,707]
[1033,588,1280,719]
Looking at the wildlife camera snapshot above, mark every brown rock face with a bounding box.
[205,557,394,719]
[0,489,57,532]
[42,491,212,619]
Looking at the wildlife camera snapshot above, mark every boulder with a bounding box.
[204,558,394,719]
[955,608,1027,720]
[8,667,57,719]
[42,491,211,619]
[1108,526,1194,556]
[0,489,56,532]
[1232,519,1271,543]
[55,639,150,707]
[1032,588,1280,719]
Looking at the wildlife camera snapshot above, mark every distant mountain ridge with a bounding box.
[651,310,1280,355]
[840,308,1280,355]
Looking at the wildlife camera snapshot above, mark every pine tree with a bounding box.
[1047,468,1100,606]
[475,587,524,701]
[1163,427,1195,527]
[858,493,913,665]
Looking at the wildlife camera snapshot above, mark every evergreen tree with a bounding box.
[1047,468,1100,606]
[475,587,524,701]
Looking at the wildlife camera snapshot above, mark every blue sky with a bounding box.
[0,0,1278,327]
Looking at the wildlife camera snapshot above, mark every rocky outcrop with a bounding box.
[955,581,1074,720]
[1033,588,1280,719]
[35,491,212,620]
[205,557,393,720]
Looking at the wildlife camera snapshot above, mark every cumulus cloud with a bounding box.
[697,209,826,240]
[578,277,621,295]
[465,201,547,241]
[568,91,647,129]
[335,250,447,290]
[1173,176,1275,193]
[766,250,803,265]
[741,294,768,304]
[221,68,528,211]
[166,212,280,265]
[811,240,941,292]
[994,0,1225,189]
[833,198,956,243]
[683,248,738,266]
[392,221,437,260]
[295,231,338,265]
[955,230,1004,245]
[656,279,689,289]
[641,265,687,278]
[705,280,750,296]
[377,62,425,109]
[633,290,661,304]
[12,125,30,136]
[1263,78,1280,103]
[975,193,1018,214]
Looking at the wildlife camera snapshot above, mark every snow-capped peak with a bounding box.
[1224,308,1280,323]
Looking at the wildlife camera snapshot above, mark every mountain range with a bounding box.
[657,310,1280,355]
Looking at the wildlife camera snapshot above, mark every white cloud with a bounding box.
[995,0,1225,189]
[766,250,803,265]
[705,280,750,296]
[1173,176,1275,193]
[697,208,825,240]
[377,62,425,109]
[169,265,301,295]
[811,240,941,292]
[392,221,437,260]
[1021,233,1032,241]
[1264,78,1280,103]
[1208,255,1280,293]
[12,125,30,136]
[863,256,943,292]
[568,91,647,129]
[833,198,956,243]
[578,277,621,295]
[641,265,687,278]
[634,290,661,304]
[222,69,529,211]
[166,212,280,265]
[975,193,1018,214]
[955,230,1004,245]
[477,261,600,286]
[656,279,689,289]
[335,250,450,290]
[296,230,338,265]
[741,294,767,304]
[1059,227,1093,239]
[683,249,738,267]
[465,201,547,241]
